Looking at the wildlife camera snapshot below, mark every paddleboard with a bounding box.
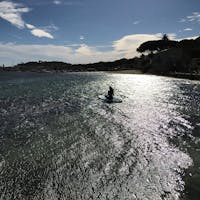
[98,95,122,103]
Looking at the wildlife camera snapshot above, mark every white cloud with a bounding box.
[167,33,177,40]
[0,1,54,39]
[26,23,54,39]
[112,33,173,58]
[0,44,72,64]
[0,1,30,28]
[0,33,182,66]
[0,43,120,66]
[76,44,96,56]
[26,23,35,29]
[65,44,82,47]
[30,29,54,39]
[184,28,193,31]
[80,36,85,40]
[53,0,61,5]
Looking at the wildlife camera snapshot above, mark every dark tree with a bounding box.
[137,35,177,53]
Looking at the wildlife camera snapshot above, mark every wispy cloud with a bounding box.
[43,23,59,31]
[179,12,200,23]
[179,19,186,23]
[133,21,140,25]
[26,23,35,29]
[0,1,30,28]
[52,0,82,6]
[184,28,193,31]
[53,0,62,5]
[0,1,54,39]
[187,12,200,22]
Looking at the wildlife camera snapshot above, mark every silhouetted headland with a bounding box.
[1,35,200,80]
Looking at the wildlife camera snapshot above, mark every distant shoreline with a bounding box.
[1,69,199,81]
[1,36,200,81]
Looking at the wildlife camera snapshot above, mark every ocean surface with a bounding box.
[0,72,200,200]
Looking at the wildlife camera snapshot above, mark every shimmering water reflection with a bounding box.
[0,72,199,200]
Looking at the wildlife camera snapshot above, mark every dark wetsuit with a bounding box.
[107,86,114,100]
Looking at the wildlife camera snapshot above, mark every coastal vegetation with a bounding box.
[1,35,200,79]
[137,35,200,75]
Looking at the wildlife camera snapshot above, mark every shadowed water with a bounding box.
[0,72,199,200]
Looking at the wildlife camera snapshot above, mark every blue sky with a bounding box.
[0,0,199,66]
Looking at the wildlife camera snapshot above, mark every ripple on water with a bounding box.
[0,73,199,200]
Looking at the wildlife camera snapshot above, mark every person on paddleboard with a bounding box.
[106,86,114,100]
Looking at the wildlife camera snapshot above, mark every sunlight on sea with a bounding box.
[0,72,200,200]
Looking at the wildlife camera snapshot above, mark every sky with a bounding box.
[0,0,200,66]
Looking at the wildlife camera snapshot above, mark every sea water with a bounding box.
[0,72,199,200]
